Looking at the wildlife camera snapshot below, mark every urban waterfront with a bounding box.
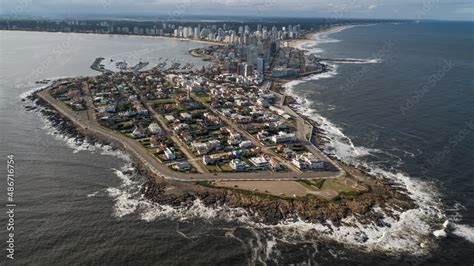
[1,20,473,265]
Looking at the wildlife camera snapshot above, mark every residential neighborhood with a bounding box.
[50,66,331,176]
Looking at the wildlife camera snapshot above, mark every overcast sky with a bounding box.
[1,0,473,21]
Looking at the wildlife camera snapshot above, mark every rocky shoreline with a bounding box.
[27,88,416,230]
[28,92,156,179]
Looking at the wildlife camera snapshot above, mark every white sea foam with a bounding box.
[87,191,99,198]
[30,23,469,258]
[102,159,443,255]
[284,80,447,252]
[106,187,140,217]
[296,25,357,55]
[18,76,75,99]
[97,25,449,255]
[35,104,98,154]
[278,25,449,253]
[100,145,132,162]
[452,224,474,243]
[446,202,467,223]
[19,84,48,99]
[33,98,135,159]
[322,58,383,64]
[103,165,253,223]
[296,24,382,66]
[295,25,358,56]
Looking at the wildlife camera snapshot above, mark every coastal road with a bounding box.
[190,93,302,173]
[270,90,344,174]
[38,86,342,182]
[128,83,210,174]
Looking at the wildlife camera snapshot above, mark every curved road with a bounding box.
[39,85,344,182]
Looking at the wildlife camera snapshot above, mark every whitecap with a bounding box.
[19,84,49,100]
[106,187,140,218]
[452,223,474,243]
[87,191,99,198]
[322,58,383,64]
[281,62,446,254]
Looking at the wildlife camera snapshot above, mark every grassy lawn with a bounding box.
[195,93,211,103]
[292,144,309,153]
[119,120,134,127]
[146,147,156,153]
[151,99,175,105]
[168,93,183,99]
[139,139,152,148]
[241,158,253,167]
[205,165,222,173]
[220,164,234,172]
[320,179,359,194]
[263,141,275,146]
[151,152,164,162]
[298,179,325,191]
[296,178,364,200]
[168,165,198,174]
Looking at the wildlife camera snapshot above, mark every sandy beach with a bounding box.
[0,29,223,46]
[286,24,360,48]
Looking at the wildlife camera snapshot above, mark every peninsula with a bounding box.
[29,22,414,228]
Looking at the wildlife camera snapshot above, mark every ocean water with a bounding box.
[287,21,474,262]
[0,23,473,265]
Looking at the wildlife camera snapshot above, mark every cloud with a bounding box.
[0,0,472,20]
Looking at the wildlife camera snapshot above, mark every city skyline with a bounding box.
[0,0,473,21]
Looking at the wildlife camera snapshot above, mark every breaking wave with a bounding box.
[274,24,451,254]
[28,24,472,262]
[95,159,442,260]
[282,22,474,247]
[296,24,382,66]
[19,84,49,100]
[322,58,383,64]
[452,224,474,243]
[29,91,133,161]
[29,75,453,262]
[296,25,356,55]
[283,77,445,254]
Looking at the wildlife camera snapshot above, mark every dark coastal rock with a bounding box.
[24,105,37,111]
[130,164,415,226]
[30,88,416,227]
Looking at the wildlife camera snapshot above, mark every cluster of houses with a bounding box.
[226,156,282,172]
[191,140,222,155]
[160,74,294,172]
[228,156,281,172]
[292,152,325,170]
[166,72,328,173]
[83,73,185,165]
[66,68,328,174]
[203,78,302,147]
[92,80,150,122]
[207,43,325,83]
[52,81,87,111]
